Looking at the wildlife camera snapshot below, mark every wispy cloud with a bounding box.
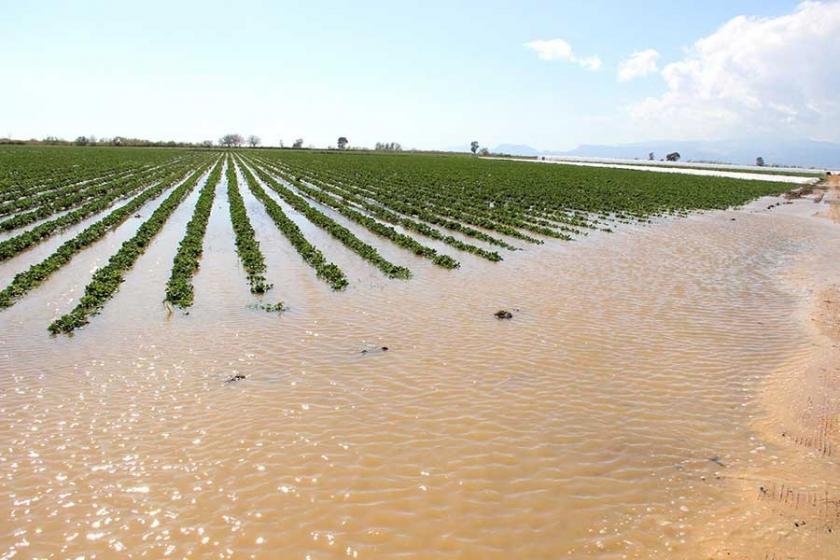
[617,49,660,81]
[524,38,602,71]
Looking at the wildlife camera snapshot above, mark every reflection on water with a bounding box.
[0,191,838,559]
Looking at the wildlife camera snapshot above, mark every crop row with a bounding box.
[0,158,192,232]
[254,158,503,262]
[0,166,145,216]
[0,146,186,201]
[0,165,152,205]
[236,160,349,290]
[241,158,412,279]
[326,169,569,241]
[262,157,543,244]
[0,164,208,310]
[48,162,214,334]
[269,151,765,238]
[0,160,181,218]
[225,157,272,294]
[0,160,198,261]
[292,169,519,250]
[164,160,224,307]
[247,157,461,269]
[267,151,794,224]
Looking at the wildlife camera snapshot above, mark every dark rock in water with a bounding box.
[381,346,389,351]
[361,346,389,355]
[494,310,513,319]
[708,455,725,467]
[730,217,736,221]
[225,374,246,383]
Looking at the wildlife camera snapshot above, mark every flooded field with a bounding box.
[1,162,838,558]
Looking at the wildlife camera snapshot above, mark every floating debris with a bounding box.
[494,310,513,320]
[708,455,725,467]
[225,374,246,384]
[247,302,285,313]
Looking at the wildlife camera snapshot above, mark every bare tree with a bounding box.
[201,140,214,148]
[219,134,244,148]
[337,136,349,150]
[470,140,480,154]
[375,141,402,152]
[292,138,304,149]
[247,135,261,148]
[756,156,765,167]
[278,139,284,148]
[478,147,489,156]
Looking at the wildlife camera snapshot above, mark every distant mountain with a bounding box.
[491,144,542,157]
[551,139,839,169]
[443,144,471,153]
[459,139,838,168]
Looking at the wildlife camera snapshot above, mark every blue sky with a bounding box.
[2,0,835,150]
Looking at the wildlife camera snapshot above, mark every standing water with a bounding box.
[1,187,839,559]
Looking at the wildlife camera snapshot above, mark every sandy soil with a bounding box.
[700,207,840,558]
[821,174,840,223]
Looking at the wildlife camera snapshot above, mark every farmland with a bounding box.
[0,146,795,333]
[2,145,838,560]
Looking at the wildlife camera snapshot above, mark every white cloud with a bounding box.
[618,49,660,81]
[524,38,602,70]
[630,1,840,141]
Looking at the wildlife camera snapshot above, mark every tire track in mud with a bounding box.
[745,286,840,558]
[783,371,837,459]
[756,482,840,530]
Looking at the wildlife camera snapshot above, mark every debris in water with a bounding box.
[708,455,725,467]
[247,302,285,313]
[494,310,513,319]
[225,374,246,384]
[361,346,389,355]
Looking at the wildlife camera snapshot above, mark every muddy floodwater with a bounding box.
[1,178,839,559]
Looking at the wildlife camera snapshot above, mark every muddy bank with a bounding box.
[819,175,840,223]
[694,190,840,558]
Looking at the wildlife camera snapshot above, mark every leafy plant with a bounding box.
[164,158,224,307]
[48,161,216,334]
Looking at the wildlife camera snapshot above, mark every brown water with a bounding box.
[1,173,839,559]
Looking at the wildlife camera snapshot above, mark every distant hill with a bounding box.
[554,140,839,169]
[485,139,839,169]
[491,144,542,157]
[553,140,840,168]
